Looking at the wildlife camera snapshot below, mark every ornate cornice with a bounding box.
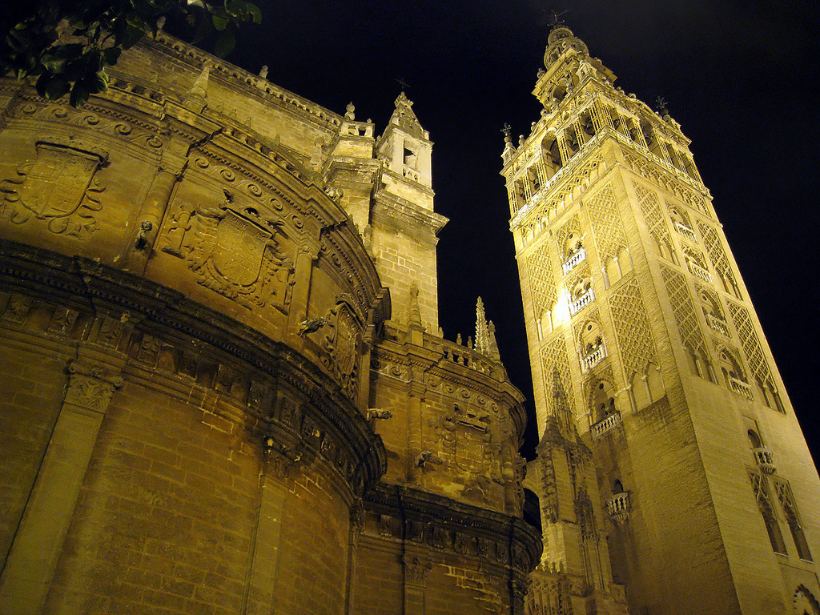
[364,482,542,573]
[0,239,386,495]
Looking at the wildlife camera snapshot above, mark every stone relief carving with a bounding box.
[162,201,295,311]
[319,301,362,399]
[0,142,106,238]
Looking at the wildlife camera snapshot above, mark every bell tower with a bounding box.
[371,91,446,332]
[504,24,819,615]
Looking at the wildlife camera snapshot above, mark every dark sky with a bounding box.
[227,0,819,459]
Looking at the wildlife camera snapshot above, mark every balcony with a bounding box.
[706,312,730,336]
[581,343,607,372]
[753,446,776,474]
[402,165,420,182]
[729,376,753,400]
[606,491,632,525]
[591,411,621,440]
[562,247,586,274]
[674,221,697,242]
[569,288,594,316]
[687,261,712,283]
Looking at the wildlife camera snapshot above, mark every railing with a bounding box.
[728,376,753,400]
[688,261,712,283]
[674,221,697,242]
[562,247,586,274]
[606,491,631,524]
[581,343,607,371]
[706,312,729,336]
[342,121,374,138]
[591,411,621,439]
[753,446,776,474]
[569,288,594,316]
[402,165,420,182]
[441,339,494,375]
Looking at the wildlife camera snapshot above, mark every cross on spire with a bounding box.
[547,8,569,27]
[395,76,412,92]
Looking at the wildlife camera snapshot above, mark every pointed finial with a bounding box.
[184,63,210,112]
[155,15,166,33]
[487,321,501,361]
[475,296,489,354]
[259,65,269,79]
[408,281,423,329]
[345,102,356,121]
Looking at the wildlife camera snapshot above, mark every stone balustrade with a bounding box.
[562,247,586,274]
[581,343,607,371]
[606,491,631,524]
[569,288,594,316]
[706,312,729,336]
[441,339,494,375]
[674,221,697,242]
[591,411,621,439]
[402,165,420,182]
[728,376,753,400]
[688,261,712,283]
[753,446,776,474]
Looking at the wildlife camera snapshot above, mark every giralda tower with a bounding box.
[502,25,819,615]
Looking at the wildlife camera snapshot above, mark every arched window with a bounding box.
[747,429,763,449]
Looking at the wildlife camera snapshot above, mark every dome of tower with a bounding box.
[544,25,589,67]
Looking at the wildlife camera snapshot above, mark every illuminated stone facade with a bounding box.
[503,25,819,615]
[0,33,540,614]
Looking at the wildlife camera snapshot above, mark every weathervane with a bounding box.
[501,123,512,142]
[655,96,670,116]
[394,76,412,92]
[547,9,569,27]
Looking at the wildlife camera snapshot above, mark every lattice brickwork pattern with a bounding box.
[728,302,774,387]
[698,222,732,279]
[540,336,575,415]
[526,240,556,318]
[585,183,627,261]
[609,277,657,375]
[661,265,707,356]
[635,184,672,254]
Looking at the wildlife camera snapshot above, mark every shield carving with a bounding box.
[333,308,359,378]
[210,210,271,287]
[21,145,98,218]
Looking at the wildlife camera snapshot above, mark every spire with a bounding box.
[184,63,210,112]
[475,297,490,353]
[474,297,502,362]
[389,91,427,140]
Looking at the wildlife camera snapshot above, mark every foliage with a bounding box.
[1,0,261,107]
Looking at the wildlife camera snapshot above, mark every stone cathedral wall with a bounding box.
[0,33,541,615]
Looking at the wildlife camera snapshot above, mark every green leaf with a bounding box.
[212,13,229,31]
[213,27,235,57]
[38,74,70,100]
[103,46,122,65]
[69,83,89,107]
[247,3,262,24]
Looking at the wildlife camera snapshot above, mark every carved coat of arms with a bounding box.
[0,142,105,238]
[162,203,295,311]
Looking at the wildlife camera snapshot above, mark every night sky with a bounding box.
[226,1,818,459]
